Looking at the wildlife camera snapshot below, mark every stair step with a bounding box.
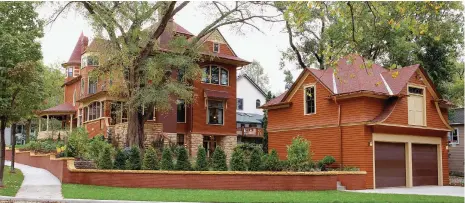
[337,186,346,191]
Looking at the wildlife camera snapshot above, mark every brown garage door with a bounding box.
[375,142,406,188]
[412,144,438,186]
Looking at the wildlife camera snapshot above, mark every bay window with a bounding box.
[86,102,102,121]
[202,65,229,86]
[208,100,224,125]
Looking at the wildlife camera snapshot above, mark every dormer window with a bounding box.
[213,43,220,53]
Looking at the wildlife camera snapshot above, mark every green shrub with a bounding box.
[67,127,89,158]
[160,147,174,170]
[287,136,312,171]
[235,143,262,163]
[175,147,191,171]
[230,148,246,171]
[114,148,127,170]
[195,145,208,171]
[248,148,262,171]
[322,155,336,166]
[263,149,281,171]
[212,147,227,171]
[342,166,360,171]
[97,145,113,169]
[127,145,141,170]
[86,135,108,160]
[142,146,159,170]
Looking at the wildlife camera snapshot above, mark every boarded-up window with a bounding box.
[408,86,425,126]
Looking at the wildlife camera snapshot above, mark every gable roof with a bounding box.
[449,108,464,125]
[261,55,444,108]
[237,74,267,97]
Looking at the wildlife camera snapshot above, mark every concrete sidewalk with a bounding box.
[0,196,195,203]
[351,186,464,197]
[5,160,63,199]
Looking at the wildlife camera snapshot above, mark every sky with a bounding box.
[38,2,302,95]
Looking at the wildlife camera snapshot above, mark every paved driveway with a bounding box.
[352,186,464,197]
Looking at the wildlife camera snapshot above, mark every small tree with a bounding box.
[127,145,141,170]
[175,146,191,171]
[142,146,159,170]
[160,147,174,170]
[114,148,127,170]
[248,148,262,171]
[195,145,208,171]
[97,145,113,169]
[212,147,227,171]
[230,148,246,171]
[263,149,281,171]
[287,136,312,171]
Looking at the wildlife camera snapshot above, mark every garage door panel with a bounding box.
[412,144,438,186]
[375,142,406,188]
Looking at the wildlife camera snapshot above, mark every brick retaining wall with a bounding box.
[5,150,367,191]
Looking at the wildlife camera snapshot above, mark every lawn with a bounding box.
[0,166,24,196]
[62,184,464,203]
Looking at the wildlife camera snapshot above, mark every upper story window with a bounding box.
[177,99,186,123]
[448,128,460,145]
[213,43,220,53]
[81,55,99,69]
[407,85,425,126]
[80,78,85,95]
[256,99,261,108]
[208,100,224,125]
[304,85,316,115]
[177,68,185,82]
[202,65,229,86]
[67,67,73,77]
[237,98,243,110]
[88,76,98,94]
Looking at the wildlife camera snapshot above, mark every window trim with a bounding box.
[207,99,225,126]
[67,67,74,77]
[88,75,98,95]
[83,101,104,123]
[449,128,460,145]
[303,84,316,115]
[177,99,186,123]
[237,98,243,111]
[407,84,427,126]
[256,99,261,109]
[201,65,229,86]
[213,43,220,53]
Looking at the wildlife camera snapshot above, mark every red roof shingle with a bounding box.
[66,32,88,65]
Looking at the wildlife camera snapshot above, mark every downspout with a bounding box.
[333,96,343,168]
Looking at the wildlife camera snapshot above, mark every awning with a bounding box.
[204,89,229,99]
[36,103,76,116]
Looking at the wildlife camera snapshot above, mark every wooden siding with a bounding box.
[449,125,464,173]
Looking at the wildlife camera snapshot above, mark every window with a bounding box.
[201,65,228,86]
[81,56,87,69]
[81,55,99,69]
[67,67,73,77]
[208,100,224,125]
[177,99,186,123]
[237,98,243,110]
[177,134,184,146]
[110,102,127,125]
[304,86,316,114]
[88,76,97,94]
[86,102,102,121]
[177,68,185,82]
[449,128,459,145]
[213,43,220,53]
[407,85,425,126]
[256,99,261,108]
[80,78,85,96]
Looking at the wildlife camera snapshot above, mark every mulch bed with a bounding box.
[74,160,97,169]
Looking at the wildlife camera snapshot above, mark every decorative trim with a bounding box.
[368,123,450,132]
[380,73,393,95]
[268,122,367,133]
[434,101,453,130]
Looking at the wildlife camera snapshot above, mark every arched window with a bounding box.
[202,65,229,86]
[256,99,261,108]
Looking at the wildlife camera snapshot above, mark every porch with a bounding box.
[36,103,77,140]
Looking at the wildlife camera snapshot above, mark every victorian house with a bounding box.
[36,20,250,159]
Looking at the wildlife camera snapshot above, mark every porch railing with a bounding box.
[236,127,264,138]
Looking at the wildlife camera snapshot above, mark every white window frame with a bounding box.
[207,99,225,126]
[237,98,243,111]
[449,128,460,145]
[177,99,186,123]
[256,99,261,109]
[407,84,427,126]
[67,67,73,77]
[201,65,229,86]
[213,43,220,53]
[303,84,316,115]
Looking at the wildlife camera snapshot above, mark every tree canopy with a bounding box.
[241,60,270,92]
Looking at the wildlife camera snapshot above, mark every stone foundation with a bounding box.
[113,122,163,148]
[190,134,204,157]
[217,135,237,163]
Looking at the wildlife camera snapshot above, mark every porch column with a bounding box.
[406,142,413,188]
[46,115,49,131]
[38,117,41,132]
[70,114,73,132]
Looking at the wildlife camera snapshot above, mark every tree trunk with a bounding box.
[25,119,31,144]
[0,117,7,187]
[127,109,145,149]
[10,123,15,173]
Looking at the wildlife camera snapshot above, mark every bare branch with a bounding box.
[47,2,73,27]
[285,20,307,69]
[347,1,357,44]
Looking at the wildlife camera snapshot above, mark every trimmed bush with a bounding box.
[322,155,336,165]
[195,145,208,171]
[248,148,262,171]
[114,148,127,170]
[86,135,108,160]
[127,145,141,170]
[263,149,281,171]
[175,146,191,171]
[287,136,312,171]
[142,146,159,170]
[67,127,89,158]
[160,147,174,170]
[97,145,113,169]
[211,147,227,171]
[230,148,246,171]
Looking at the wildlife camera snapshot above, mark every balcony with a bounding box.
[236,127,264,138]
